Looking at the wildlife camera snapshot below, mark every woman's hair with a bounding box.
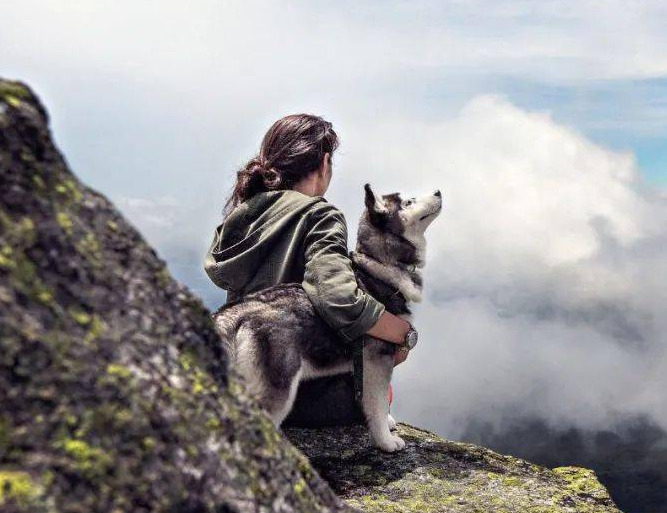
[223,113,339,215]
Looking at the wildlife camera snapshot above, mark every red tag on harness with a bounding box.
[388,383,393,405]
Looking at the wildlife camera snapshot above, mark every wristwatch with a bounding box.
[399,322,418,352]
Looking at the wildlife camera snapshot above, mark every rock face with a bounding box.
[287,424,622,513]
[0,78,622,513]
[0,79,348,513]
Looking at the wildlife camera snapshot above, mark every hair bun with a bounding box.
[243,158,264,176]
[261,167,281,188]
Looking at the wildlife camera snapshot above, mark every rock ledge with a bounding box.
[287,423,621,512]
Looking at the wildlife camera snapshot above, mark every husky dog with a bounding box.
[212,184,442,452]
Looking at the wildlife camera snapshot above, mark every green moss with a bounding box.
[2,236,56,308]
[0,212,36,248]
[156,266,171,288]
[83,315,106,345]
[193,369,214,394]
[205,417,221,430]
[553,467,604,495]
[76,232,102,265]
[0,470,42,507]
[69,307,91,325]
[500,475,523,487]
[37,292,53,308]
[0,82,31,102]
[56,211,73,235]
[294,452,314,480]
[60,439,113,479]
[0,250,15,269]
[55,179,83,203]
[19,149,35,163]
[106,363,132,381]
[5,95,21,108]
[178,351,195,371]
[32,174,46,189]
[257,413,282,450]
[142,437,157,450]
[293,477,307,495]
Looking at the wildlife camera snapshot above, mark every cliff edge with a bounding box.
[0,78,621,513]
[287,424,621,512]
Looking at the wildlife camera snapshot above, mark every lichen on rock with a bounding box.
[286,423,622,512]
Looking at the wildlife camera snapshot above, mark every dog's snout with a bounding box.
[434,190,441,197]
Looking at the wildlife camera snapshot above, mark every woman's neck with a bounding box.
[292,173,323,197]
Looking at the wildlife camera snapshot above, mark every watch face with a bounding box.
[406,329,418,349]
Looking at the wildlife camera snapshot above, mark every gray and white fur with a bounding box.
[212,183,442,452]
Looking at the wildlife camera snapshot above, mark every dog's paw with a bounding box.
[387,414,397,431]
[375,434,406,453]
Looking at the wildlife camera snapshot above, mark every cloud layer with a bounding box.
[3,0,665,443]
[367,96,667,437]
[115,94,667,439]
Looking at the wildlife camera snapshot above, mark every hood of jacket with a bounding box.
[204,189,324,291]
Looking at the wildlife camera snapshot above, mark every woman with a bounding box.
[204,113,413,427]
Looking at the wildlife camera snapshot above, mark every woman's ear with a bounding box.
[320,152,330,177]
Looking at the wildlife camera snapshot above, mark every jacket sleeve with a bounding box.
[301,203,386,343]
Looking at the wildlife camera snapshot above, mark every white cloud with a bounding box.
[3,0,667,92]
[111,95,667,437]
[335,95,667,436]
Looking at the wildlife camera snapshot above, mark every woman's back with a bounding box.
[206,188,385,344]
[205,189,322,303]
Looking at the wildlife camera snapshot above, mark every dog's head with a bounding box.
[363,183,442,241]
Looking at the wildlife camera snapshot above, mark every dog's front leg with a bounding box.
[362,339,406,452]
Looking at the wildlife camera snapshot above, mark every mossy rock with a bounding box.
[0,78,349,513]
[286,424,623,512]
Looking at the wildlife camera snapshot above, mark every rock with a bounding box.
[0,78,350,513]
[0,77,623,513]
[286,423,622,512]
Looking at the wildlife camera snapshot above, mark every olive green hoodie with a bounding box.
[204,189,385,343]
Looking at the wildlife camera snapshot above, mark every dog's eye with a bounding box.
[403,199,414,208]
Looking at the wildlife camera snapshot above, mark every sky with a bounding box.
[2,1,666,444]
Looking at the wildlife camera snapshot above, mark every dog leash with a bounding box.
[352,286,404,407]
[352,335,365,405]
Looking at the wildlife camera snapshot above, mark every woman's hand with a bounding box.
[366,311,412,344]
[393,347,409,366]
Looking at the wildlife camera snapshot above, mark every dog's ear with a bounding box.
[364,183,388,226]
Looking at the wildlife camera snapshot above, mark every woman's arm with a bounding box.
[302,202,409,345]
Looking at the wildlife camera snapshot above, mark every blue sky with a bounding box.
[2,0,667,437]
